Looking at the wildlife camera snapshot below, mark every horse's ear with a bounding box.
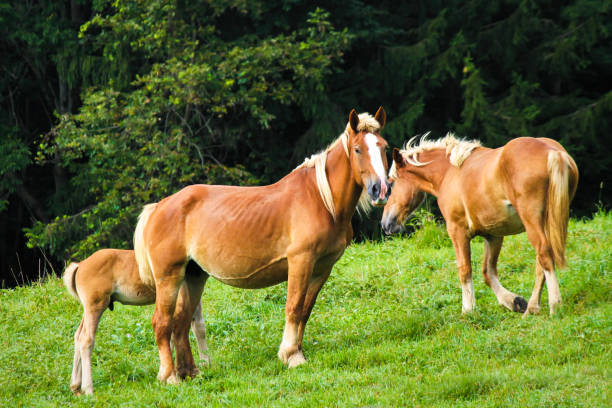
[392,148,405,168]
[349,109,359,133]
[374,106,386,129]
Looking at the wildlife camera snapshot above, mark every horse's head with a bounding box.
[346,107,391,206]
[381,148,426,234]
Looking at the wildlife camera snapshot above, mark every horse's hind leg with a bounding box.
[70,319,84,394]
[78,305,105,395]
[173,277,205,379]
[482,236,527,313]
[191,300,210,366]
[523,263,545,317]
[152,264,184,384]
[519,210,562,316]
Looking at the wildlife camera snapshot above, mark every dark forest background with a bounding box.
[1,0,610,287]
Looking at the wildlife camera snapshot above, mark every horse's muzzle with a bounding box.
[381,213,404,235]
[368,180,392,206]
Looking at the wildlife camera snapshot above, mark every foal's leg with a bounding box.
[520,215,561,315]
[278,254,313,367]
[173,278,205,379]
[191,300,210,366]
[482,236,527,313]
[78,305,106,395]
[70,319,84,394]
[152,265,185,384]
[448,225,475,313]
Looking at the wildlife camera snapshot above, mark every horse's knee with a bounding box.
[77,331,94,351]
[457,264,472,283]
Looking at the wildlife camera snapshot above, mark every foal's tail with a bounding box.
[134,203,158,287]
[546,150,574,269]
[63,262,80,301]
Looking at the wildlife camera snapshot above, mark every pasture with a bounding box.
[1,211,610,407]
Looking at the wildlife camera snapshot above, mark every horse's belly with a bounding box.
[113,283,156,305]
[205,258,289,289]
[484,201,525,236]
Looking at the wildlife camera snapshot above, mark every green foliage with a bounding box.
[1,0,610,281]
[0,129,30,211]
[24,0,352,260]
[2,212,611,405]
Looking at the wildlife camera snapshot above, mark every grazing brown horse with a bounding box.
[63,249,210,395]
[382,133,578,316]
[134,108,390,384]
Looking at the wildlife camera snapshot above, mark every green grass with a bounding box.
[1,212,610,407]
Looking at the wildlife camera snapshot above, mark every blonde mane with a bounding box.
[295,113,381,220]
[389,132,481,178]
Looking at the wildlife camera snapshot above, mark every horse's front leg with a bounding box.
[448,225,474,313]
[296,266,333,355]
[482,236,527,313]
[278,254,314,367]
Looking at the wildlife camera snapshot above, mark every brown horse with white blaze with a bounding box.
[382,134,578,316]
[134,108,390,383]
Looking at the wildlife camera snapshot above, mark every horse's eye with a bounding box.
[354,147,361,154]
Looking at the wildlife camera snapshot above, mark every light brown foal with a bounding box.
[134,108,390,384]
[382,134,578,316]
[64,249,209,395]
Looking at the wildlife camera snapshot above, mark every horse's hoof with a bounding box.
[157,367,177,383]
[287,352,307,368]
[166,373,181,385]
[549,302,561,316]
[513,296,527,313]
[70,385,83,396]
[181,366,199,379]
[278,348,291,364]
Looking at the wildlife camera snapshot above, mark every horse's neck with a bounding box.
[409,149,451,196]
[326,143,361,222]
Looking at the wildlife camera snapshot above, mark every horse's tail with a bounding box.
[546,150,572,269]
[134,203,158,287]
[63,262,80,301]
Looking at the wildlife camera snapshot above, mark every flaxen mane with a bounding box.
[295,113,381,220]
[389,132,481,178]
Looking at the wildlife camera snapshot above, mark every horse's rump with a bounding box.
[134,203,158,286]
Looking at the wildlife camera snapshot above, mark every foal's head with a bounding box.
[346,107,391,206]
[381,148,426,234]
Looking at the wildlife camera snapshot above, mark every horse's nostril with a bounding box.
[368,182,380,198]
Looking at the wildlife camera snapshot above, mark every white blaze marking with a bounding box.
[365,133,387,199]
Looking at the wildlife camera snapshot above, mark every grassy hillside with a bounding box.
[1,211,610,407]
